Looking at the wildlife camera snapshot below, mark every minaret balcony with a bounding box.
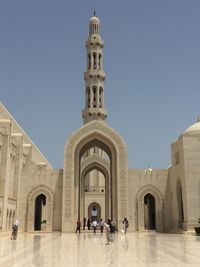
[82,108,107,122]
[86,36,104,48]
[84,70,105,81]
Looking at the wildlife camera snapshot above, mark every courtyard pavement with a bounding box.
[0,231,200,266]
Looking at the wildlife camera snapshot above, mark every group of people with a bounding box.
[76,217,118,234]
[76,217,106,233]
[9,216,128,245]
[76,217,129,243]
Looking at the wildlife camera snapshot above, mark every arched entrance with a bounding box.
[137,185,163,232]
[27,186,53,232]
[144,193,156,230]
[88,202,101,222]
[34,194,46,230]
[81,154,110,222]
[78,139,114,222]
[63,121,128,232]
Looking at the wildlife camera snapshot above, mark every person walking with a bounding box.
[99,219,104,234]
[107,219,114,233]
[122,218,129,234]
[11,219,19,240]
[76,218,81,233]
[92,220,98,234]
[83,217,86,230]
[87,219,91,230]
[104,222,113,245]
[111,219,116,233]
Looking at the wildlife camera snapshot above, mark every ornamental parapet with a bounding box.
[84,70,105,81]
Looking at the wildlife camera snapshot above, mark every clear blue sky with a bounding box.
[1,0,200,169]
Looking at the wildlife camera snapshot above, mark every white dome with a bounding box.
[90,16,100,24]
[185,122,200,133]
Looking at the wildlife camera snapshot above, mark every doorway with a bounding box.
[88,202,101,222]
[34,194,46,230]
[177,181,184,228]
[144,193,156,230]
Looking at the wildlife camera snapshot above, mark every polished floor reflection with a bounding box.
[0,232,200,267]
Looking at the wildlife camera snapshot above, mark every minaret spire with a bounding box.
[82,14,107,124]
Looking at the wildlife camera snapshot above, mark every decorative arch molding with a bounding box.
[136,184,163,232]
[81,161,110,184]
[63,120,128,232]
[81,155,110,179]
[27,185,53,232]
[81,153,110,173]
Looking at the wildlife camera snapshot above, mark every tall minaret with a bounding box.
[82,12,107,124]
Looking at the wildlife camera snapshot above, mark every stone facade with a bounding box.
[0,15,200,233]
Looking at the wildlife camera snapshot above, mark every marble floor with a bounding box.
[0,231,200,267]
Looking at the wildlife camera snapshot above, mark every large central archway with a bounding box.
[79,139,111,221]
[62,121,128,232]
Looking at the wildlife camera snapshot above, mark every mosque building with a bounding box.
[0,14,200,233]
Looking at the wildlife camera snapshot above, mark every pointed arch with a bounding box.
[63,120,128,232]
[88,202,101,222]
[27,185,53,232]
[92,86,97,107]
[136,185,163,232]
[98,53,102,69]
[81,156,110,221]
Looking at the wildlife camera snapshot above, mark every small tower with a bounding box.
[82,13,107,124]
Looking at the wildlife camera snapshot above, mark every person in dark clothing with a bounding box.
[83,217,86,230]
[11,223,18,240]
[122,218,129,234]
[76,219,81,233]
[99,219,104,234]
[111,219,116,233]
[87,219,91,230]
[107,219,114,233]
